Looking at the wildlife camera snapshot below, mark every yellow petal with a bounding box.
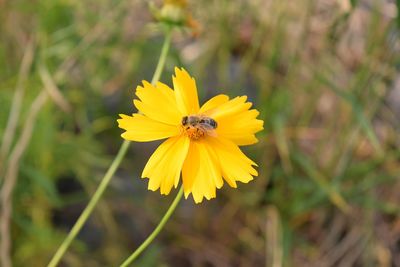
[204,95,251,120]
[217,109,264,145]
[181,141,200,196]
[202,95,263,146]
[199,94,229,113]
[207,137,258,187]
[134,81,182,125]
[173,67,200,115]
[118,114,180,142]
[182,140,222,203]
[142,136,190,194]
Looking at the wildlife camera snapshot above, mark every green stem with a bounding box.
[47,140,130,267]
[119,186,184,267]
[47,28,173,267]
[151,28,172,85]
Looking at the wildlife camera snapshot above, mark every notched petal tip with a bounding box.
[238,95,248,102]
[117,114,130,127]
[240,176,254,183]
[184,190,190,199]
[135,84,145,90]
[230,182,238,188]
[120,131,129,139]
[194,193,217,203]
[174,67,196,84]
[134,85,145,96]
[249,109,260,118]
[174,66,187,75]
[193,194,204,204]
[160,190,171,196]
[118,113,129,119]
[147,183,160,192]
[133,99,141,106]
[142,80,152,87]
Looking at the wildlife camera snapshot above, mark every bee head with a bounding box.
[181,116,188,126]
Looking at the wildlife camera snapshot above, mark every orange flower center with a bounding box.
[183,126,207,140]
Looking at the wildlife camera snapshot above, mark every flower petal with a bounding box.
[182,140,222,203]
[204,95,251,120]
[199,94,229,113]
[181,141,200,196]
[134,81,182,125]
[217,109,264,145]
[203,95,263,146]
[173,67,200,115]
[207,137,258,187]
[142,136,190,194]
[118,114,180,142]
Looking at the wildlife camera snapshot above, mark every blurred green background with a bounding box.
[1,0,400,266]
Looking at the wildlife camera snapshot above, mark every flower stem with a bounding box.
[119,185,184,267]
[47,28,173,267]
[151,28,172,85]
[47,140,130,267]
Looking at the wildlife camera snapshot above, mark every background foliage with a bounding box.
[1,0,399,266]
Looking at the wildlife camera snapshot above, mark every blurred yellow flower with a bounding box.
[118,68,263,203]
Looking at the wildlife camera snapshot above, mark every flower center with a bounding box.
[181,115,218,140]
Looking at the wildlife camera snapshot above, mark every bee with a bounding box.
[181,115,217,139]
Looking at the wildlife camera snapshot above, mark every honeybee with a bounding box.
[181,115,218,139]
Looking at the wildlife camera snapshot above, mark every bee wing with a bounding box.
[198,123,214,131]
[207,130,218,137]
[198,124,217,137]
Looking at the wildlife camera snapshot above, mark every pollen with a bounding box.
[183,126,206,140]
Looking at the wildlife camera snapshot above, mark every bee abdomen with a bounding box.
[209,118,218,128]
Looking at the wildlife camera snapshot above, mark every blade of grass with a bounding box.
[314,70,383,156]
[0,39,35,176]
[1,90,49,267]
[292,152,351,214]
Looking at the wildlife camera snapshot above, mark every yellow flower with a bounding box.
[118,67,263,203]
